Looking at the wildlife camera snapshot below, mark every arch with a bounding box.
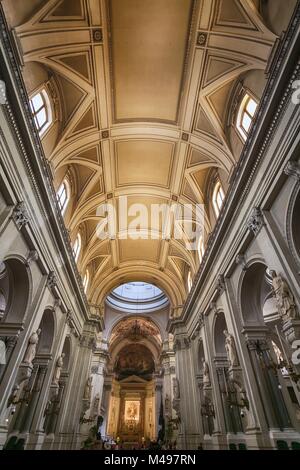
[260,0,297,36]
[0,257,31,324]
[106,314,165,345]
[290,186,300,262]
[37,308,56,355]
[112,342,156,381]
[239,261,272,325]
[91,265,184,309]
[213,311,227,356]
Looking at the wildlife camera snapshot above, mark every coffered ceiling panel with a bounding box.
[109,0,194,122]
[115,140,175,188]
[119,239,160,264]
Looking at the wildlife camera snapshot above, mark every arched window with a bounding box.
[73,234,81,263]
[29,88,52,136]
[236,93,258,141]
[83,270,89,294]
[198,237,205,264]
[57,179,70,215]
[213,181,225,218]
[188,271,193,292]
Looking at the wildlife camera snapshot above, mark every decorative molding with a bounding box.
[209,301,217,315]
[101,129,109,139]
[198,311,204,329]
[92,29,103,43]
[284,161,300,181]
[177,4,300,323]
[0,11,92,320]
[247,207,265,237]
[235,254,247,271]
[173,335,191,352]
[196,32,208,47]
[286,182,300,267]
[215,274,225,296]
[25,250,39,267]
[80,334,96,350]
[47,271,57,289]
[11,202,30,230]
[53,298,62,312]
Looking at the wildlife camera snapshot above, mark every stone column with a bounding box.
[154,374,163,440]
[100,379,112,439]
[202,311,226,449]
[18,364,48,437]
[243,328,292,433]
[90,344,109,424]
[57,322,97,450]
[173,332,201,449]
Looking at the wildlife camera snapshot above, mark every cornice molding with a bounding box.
[0,5,98,327]
[171,3,300,329]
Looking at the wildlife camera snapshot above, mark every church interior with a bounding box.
[0,0,300,451]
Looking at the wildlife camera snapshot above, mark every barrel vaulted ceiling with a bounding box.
[6,0,276,312]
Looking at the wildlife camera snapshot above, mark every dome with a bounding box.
[106,282,169,313]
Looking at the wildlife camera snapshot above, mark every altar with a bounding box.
[106,375,156,444]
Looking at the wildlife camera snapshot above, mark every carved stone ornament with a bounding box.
[197,32,208,46]
[235,254,247,271]
[47,271,57,289]
[25,250,39,267]
[12,202,30,230]
[284,161,300,181]
[247,207,265,236]
[216,274,225,296]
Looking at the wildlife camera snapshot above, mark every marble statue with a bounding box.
[271,271,298,321]
[23,329,41,366]
[224,330,238,367]
[165,394,171,415]
[84,376,93,400]
[92,393,100,416]
[53,353,65,385]
[202,358,210,387]
[173,377,180,399]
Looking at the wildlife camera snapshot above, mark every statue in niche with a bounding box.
[165,394,171,416]
[172,377,180,399]
[23,329,41,367]
[92,393,100,417]
[271,271,298,321]
[53,353,65,385]
[223,330,239,367]
[84,376,93,400]
[202,358,211,387]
